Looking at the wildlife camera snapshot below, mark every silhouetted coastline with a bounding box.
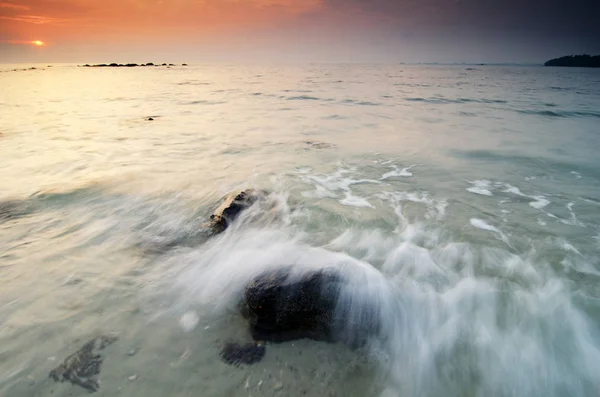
[544,55,600,68]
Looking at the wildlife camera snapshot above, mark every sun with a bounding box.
[32,40,45,46]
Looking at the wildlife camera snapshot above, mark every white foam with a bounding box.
[558,239,582,255]
[179,311,199,332]
[381,165,414,180]
[434,200,448,219]
[503,184,526,197]
[466,180,493,196]
[301,168,381,199]
[571,171,582,179]
[561,202,586,227]
[529,196,550,209]
[340,192,374,208]
[467,187,493,196]
[377,191,447,221]
[470,218,501,233]
[502,183,551,210]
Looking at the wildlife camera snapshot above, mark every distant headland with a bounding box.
[79,63,188,68]
[544,55,600,68]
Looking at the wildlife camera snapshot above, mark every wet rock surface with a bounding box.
[49,335,118,392]
[219,342,266,366]
[243,267,345,344]
[219,266,382,366]
[207,189,266,234]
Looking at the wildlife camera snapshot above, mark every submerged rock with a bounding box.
[219,342,266,366]
[206,189,266,234]
[243,267,345,344]
[303,141,335,150]
[219,266,382,366]
[49,335,118,393]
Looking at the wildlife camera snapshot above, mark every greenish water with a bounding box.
[0,64,599,397]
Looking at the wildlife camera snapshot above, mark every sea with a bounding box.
[0,63,599,397]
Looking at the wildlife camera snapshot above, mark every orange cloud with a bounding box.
[0,14,67,24]
[0,2,29,9]
[0,0,325,36]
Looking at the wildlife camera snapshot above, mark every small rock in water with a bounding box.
[219,342,266,367]
[146,117,154,121]
[128,375,138,381]
[127,348,138,356]
[179,311,200,332]
[273,382,283,390]
[49,335,118,393]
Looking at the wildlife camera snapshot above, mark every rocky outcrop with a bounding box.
[544,54,600,68]
[219,266,382,366]
[242,267,345,343]
[206,189,266,234]
[80,63,188,68]
[49,335,118,392]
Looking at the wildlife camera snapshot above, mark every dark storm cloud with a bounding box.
[324,0,600,43]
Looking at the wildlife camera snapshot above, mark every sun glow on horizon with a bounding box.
[32,40,45,46]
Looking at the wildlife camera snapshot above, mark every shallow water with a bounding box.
[1,63,599,397]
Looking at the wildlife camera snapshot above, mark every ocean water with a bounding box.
[0,63,599,397]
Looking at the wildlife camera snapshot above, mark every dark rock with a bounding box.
[125,63,138,67]
[146,117,154,121]
[145,62,154,66]
[545,54,600,68]
[109,63,119,67]
[162,63,167,66]
[219,342,266,366]
[243,267,344,344]
[207,189,265,234]
[240,267,381,350]
[182,63,188,66]
[49,335,118,393]
[303,141,335,150]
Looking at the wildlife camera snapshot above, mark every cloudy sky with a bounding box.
[1,0,598,63]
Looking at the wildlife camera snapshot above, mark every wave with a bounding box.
[176,81,211,86]
[286,95,322,101]
[405,97,507,104]
[342,99,382,106]
[517,109,600,118]
[162,176,599,397]
[182,100,228,105]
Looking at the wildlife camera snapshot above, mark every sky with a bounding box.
[1,0,599,63]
